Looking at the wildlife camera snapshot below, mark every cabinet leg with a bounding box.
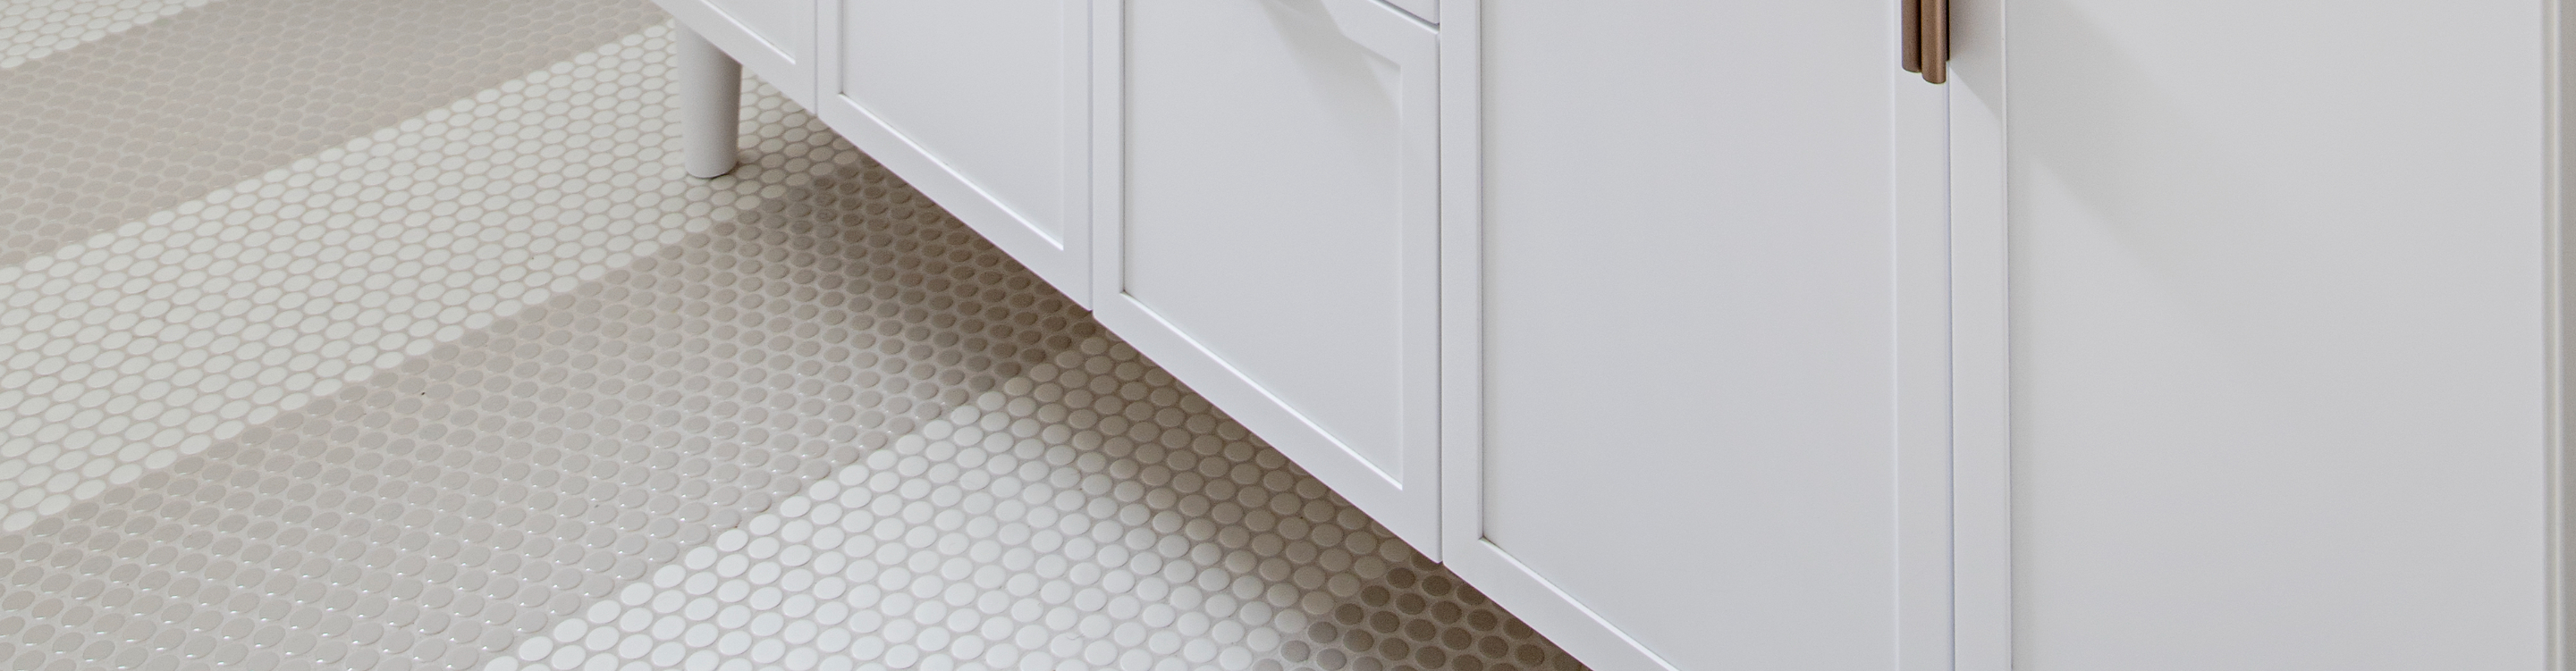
[677,26,741,179]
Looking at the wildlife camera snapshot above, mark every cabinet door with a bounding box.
[1450,0,1955,669]
[815,0,1092,303]
[2010,2,2554,668]
[1096,0,1442,553]
[652,0,816,109]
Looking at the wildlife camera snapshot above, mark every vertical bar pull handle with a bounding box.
[1903,0,1948,84]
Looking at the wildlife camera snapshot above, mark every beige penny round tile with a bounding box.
[0,0,209,69]
[0,112,1090,671]
[0,25,748,533]
[493,349,1584,671]
[0,0,665,268]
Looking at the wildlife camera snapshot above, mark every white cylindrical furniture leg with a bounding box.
[677,26,741,179]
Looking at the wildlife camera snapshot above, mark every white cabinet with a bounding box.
[815,0,1093,303]
[1092,0,1444,553]
[657,0,1445,551]
[658,1,2576,668]
[1447,1,1955,669]
[652,0,816,109]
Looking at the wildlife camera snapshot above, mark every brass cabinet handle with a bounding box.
[1903,0,1948,84]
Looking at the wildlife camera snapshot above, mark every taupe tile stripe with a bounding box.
[3,0,212,69]
[0,151,1090,671]
[0,0,666,267]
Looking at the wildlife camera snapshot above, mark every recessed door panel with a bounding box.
[840,0,1068,243]
[815,0,1092,303]
[1102,0,1440,551]
[1462,0,1950,668]
[2011,1,2553,667]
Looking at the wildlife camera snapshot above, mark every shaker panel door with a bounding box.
[1456,0,1955,668]
[2010,2,2554,668]
[1099,0,1442,553]
[817,0,1093,302]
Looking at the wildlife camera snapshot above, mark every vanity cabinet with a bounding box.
[658,0,1441,552]
[656,0,2576,668]
[1089,0,1444,553]
[657,0,1914,666]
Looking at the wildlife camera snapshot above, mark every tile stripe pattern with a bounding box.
[0,0,207,69]
[0,42,1094,667]
[0,0,666,269]
[0,177,1081,671]
[0,26,766,532]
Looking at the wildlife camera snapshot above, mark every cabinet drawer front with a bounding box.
[1108,0,1440,550]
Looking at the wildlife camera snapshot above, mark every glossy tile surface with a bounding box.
[0,3,1587,670]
